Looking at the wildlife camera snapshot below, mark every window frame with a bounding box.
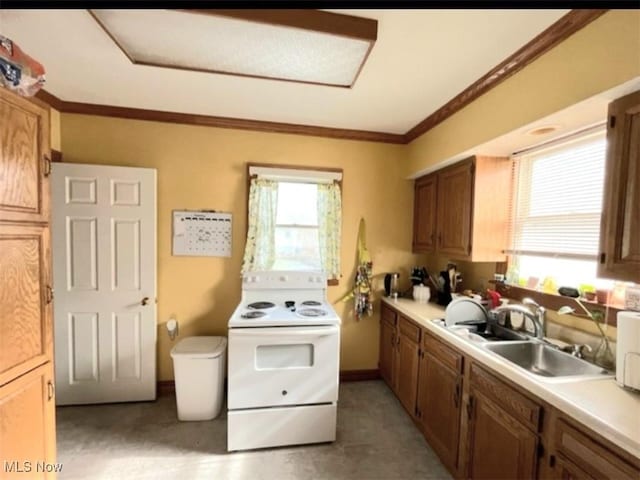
[497,124,621,324]
[245,162,343,285]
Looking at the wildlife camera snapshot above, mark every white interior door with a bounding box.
[52,163,157,405]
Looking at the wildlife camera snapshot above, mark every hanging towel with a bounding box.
[338,218,373,320]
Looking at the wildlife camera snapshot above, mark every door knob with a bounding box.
[141,297,150,306]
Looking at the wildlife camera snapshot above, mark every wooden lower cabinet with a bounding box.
[417,351,462,472]
[378,303,638,480]
[552,417,639,480]
[0,363,56,479]
[396,316,421,416]
[465,390,538,479]
[379,306,397,390]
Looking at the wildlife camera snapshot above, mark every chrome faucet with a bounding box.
[491,304,545,340]
[522,298,547,338]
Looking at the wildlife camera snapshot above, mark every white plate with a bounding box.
[445,297,489,327]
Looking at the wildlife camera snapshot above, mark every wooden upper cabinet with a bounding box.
[413,173,437,252]
[0,223,52,387]
[437,159,474,257]
[0,362,56,479]
[598,90,640,282]
[412,155,512,261]
[0,87,50,224]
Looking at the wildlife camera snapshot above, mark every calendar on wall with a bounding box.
[172,210,232,257]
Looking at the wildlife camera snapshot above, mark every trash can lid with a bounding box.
[170,336,227,359]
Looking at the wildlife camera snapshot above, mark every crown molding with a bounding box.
[34,9,606,145]
[35,90,406,144]
[404,9,607,142]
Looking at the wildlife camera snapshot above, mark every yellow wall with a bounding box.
[56,11,637,380]
[50,108,61,151]
[60,113,423,381]
[406,10,640,176]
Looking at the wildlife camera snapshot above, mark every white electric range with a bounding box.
[227,271,341,452]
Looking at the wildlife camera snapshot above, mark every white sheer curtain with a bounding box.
[241,178,278,272]
[317,182,342,280]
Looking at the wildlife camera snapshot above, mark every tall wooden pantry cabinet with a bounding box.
[0,87,57,478]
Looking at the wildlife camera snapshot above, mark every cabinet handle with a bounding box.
[438,233,442,246]
[391,333,395,347]
[45,285,54,304]
[43,155,52,177]
[454,382,461,408]
[549,454,556,467]
[47,380,55,401]
[466,395,474,420]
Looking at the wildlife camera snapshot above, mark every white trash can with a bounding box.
[170,336,227,421]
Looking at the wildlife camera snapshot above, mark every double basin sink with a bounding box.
[438,322,611,381]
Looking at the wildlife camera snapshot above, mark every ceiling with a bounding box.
[0,9,569,134]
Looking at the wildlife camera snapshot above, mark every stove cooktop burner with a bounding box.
[301,300,322,306]
[297,308,328,317]
[240,311,267,319]
[247,302,276,310]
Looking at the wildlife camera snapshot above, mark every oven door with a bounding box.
[228,325,340,410]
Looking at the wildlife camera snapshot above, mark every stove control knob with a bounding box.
[279,275,288,282]
[282,390,288,396]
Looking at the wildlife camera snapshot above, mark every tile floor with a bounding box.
[56,380,451,480]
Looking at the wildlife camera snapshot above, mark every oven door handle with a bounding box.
[230,326,339,337]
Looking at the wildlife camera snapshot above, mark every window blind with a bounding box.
[506,128,606,261]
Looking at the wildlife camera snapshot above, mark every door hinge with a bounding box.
[609,115,616,128]
[600,252,606,264]
[43,154,52,177]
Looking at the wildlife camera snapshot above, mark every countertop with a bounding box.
[382,297,640,459]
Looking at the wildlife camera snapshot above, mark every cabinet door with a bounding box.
[555,456,596,480]
[0,363,57,479]
[379,318,397,390]
[396,333,420,416]
[413,174,437,252]
[0,224,52,387]
[436,159,473,258]
[0,87,50,223]
[466,391,538,480]
[598,90,640,282]
[417,353,462,472]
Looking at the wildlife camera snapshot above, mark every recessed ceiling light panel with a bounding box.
[90,9,377,88]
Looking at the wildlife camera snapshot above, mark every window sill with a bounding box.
[491,281,622,327]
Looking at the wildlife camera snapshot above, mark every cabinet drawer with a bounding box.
[423,333,463,374]
[555,419,638,480]
[399,316,421,343]
[381,303,397,326]
[470,363,540,432]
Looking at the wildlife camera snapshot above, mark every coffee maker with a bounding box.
[384,273,400,298]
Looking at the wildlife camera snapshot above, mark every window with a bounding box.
[241,165,342,279]
[273,182,321,270]
[506,127,607,290]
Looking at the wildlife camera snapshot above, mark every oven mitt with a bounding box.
[337,218,373,320]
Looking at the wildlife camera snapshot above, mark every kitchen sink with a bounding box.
[482,341,610,378]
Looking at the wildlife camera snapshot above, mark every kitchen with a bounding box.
[0,7,639,480]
